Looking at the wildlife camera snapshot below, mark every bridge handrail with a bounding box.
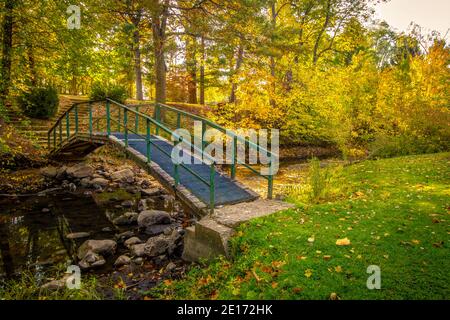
[47,99,217,213]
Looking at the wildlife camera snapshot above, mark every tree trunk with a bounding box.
[186,36,197,104]
[1,0,15,99]
[133,29,143,100]
[229,43,244,104]
[269,2,277,107]
[152,1,169,104]
[26,41,37,86]
[313,0,332,65]
[199,36,205,105]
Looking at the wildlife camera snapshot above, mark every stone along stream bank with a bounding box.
[0,160,197,298]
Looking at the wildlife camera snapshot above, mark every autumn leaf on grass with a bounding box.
[411,239,421,245]
[163,279,173,286]
[334,266,343,273]
[271,260,286,269]
[271,282,278,289]
[336,238,351,246]
[210,290,219,300]
[304,269,313,278]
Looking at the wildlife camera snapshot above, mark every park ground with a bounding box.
[148,152,450,300]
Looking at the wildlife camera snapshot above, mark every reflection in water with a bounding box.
[0,192,117,280]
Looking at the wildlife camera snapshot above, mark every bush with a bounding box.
[89,82,128,104]
[18,86,59,119]
[369,134,449,159]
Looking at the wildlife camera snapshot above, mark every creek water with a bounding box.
[0,190,174,282]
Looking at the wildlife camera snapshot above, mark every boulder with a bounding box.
[67,163,93,179]
[77,239,116,260]
[121,200,134,208]
[124,237,142,248]
[111,169,134,182]
[66,232,90,240]
[91,177,109,188]
[140,188,162,197]
[113,212,138,226]
[114,255,131,267]
[130,243,146,257]
[115,231,135,242]
[40,275,70,291]
[137,210,171,229]
[143,230,181,257]
[40,166,58,178]
[80,177,91,188]
[138,199,149,211]
[78,251,106,269]
[55,166,68,180]
[144,224,173,237]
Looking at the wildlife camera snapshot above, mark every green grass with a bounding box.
[150,153,450,300]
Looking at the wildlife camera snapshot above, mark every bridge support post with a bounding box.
[66,112,70,139]
[124,109,128,147]
[89,102,93,135]
[75,105,79,135]
[146,118,151,163]
[267,159,273,200]
[231,135,237,179]
[209,163,215,214]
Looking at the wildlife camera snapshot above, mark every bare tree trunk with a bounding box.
[26,41,37,87]
[186,36,197,104]
[1,0,15,99]
[133,29,143,100]
[199,36,205,105]
[229,43,244,104]
[152,1,169,104]
[269,2,277,107]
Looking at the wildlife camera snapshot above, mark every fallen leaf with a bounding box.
[411,239,421,245]
[292,287,303,294]
[336,238,351,246]
[323,255,332,261]
[335,266,343,273]
[271,282,278,289]
[304,269,313,278]
[307,236,315,243]
[330,292,340,300]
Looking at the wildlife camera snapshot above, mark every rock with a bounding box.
[166,262,176,272]
[144,230,181,257]
[79,251,106,269]
[40,275,70,291]
[102,227,113,232]
[115,231,135,242]
[111,169,134,182]
[121,200,134,208]
[137,210,171,229]
[133,257,143,264]
[144,224,173,237]
[124,237,142,248]
[131,243,146,257]
[138,199,149,211]
[40,166,58,178]
[41,208,50,213]
[77,239,117,260]
[114,255,131,267]
[55,166,68,180]
[66,232,90,240]
[141,188,162,197]
[66,163,94,179]
[91,177,109,188]
[112,212,138,226]
[80,177,91,187]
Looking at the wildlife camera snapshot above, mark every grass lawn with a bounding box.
[150,153,450,300]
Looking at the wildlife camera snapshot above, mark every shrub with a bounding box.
[369,134,449,159]
[18,86,59,119]
[89,82,128,104]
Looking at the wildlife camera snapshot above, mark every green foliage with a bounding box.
[147,153,450,300]
[0,265,103,300]
[89,82,128,104]
[17,86,59,119]
[369,134,449,159]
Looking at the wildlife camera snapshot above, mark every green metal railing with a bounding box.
[47,99,217,213]
[127,102,277,199]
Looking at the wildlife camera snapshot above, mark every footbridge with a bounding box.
[47,99,277,216]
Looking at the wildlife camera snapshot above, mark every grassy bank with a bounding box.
[150,153,450,300]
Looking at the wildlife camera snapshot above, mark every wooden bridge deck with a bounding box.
[50,132,259,214]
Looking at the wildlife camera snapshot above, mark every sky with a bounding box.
[374,0,450,41]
